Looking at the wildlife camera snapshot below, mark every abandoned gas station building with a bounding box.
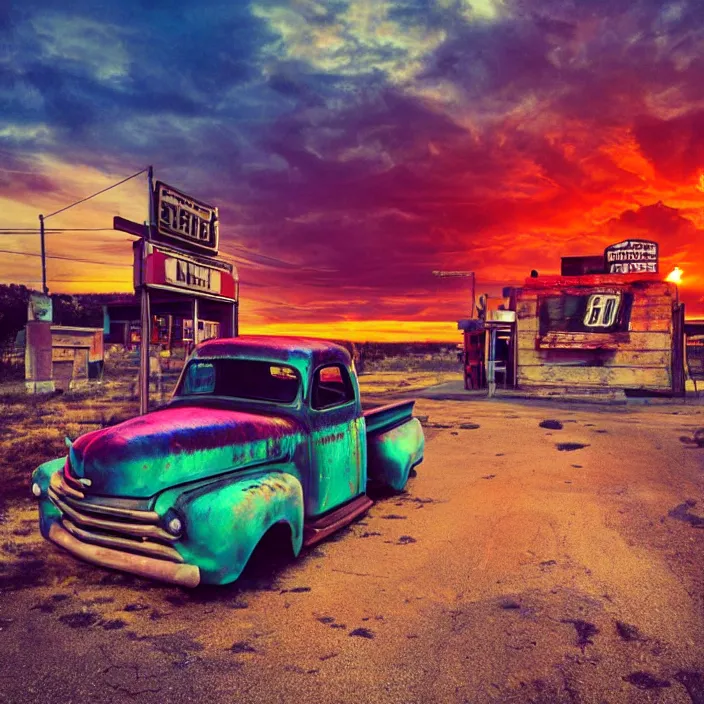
[104,293,231,351]
[511,272,684,395]
[459,239,701,398]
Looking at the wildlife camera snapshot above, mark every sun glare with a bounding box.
[665,266,683,285]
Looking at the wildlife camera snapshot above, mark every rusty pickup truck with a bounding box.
[31,336,425,587]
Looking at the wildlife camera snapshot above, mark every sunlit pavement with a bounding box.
[1,397,703,703]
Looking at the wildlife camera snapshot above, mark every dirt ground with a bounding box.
[0,374,703,703]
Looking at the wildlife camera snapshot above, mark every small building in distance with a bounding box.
[511,272,684,397]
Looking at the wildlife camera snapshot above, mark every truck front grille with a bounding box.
[48,472,182,563]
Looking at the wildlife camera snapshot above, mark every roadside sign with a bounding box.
[28,292,53,322]
[604,239,658,274]
[133,240,237,302]
[113,216,147,238]
[114,168,237,416]
[153,181,219,254]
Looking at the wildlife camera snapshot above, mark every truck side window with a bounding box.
[312,365,355,410]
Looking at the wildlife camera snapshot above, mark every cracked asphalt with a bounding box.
[1,396,703,703]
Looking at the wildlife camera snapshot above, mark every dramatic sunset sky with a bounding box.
[2,0,703,340]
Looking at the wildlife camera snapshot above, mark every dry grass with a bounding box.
[0,382,139,510]
[362,351,460,373]
[358,371,461,396]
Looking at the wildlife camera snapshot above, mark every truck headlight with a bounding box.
[32,482,42,498]
[167,516,183,535]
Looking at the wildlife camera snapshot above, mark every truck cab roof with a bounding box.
[193,335,352,371]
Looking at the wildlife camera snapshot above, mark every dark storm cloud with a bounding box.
[600,201,701,247]
[1,2,272,163]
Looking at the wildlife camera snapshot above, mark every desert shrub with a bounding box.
[0,341,24,382]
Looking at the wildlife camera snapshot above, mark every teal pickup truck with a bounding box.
[31,336,425,587]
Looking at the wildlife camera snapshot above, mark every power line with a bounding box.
[0,225,314,272]
[0,229,127,236]
[43,167,148,220]
[0,227,122,233]
[5,279,132,284]
[0,248,132,267]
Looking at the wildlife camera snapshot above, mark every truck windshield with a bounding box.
[176,359,300,404]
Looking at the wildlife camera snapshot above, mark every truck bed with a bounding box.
[363,399,417,433]
[364,400,425,491]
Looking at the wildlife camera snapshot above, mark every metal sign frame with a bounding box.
[133,240,238,302]
[152,180,219,254]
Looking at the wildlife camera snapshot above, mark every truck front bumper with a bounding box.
[48,523,201,588]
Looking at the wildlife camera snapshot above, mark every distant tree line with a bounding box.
[0,284,31,352]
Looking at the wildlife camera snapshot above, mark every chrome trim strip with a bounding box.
[51,472,159,522]
[61,518,184,563]
[49,523,200,588]
[48,489,176,543]
[60,495,160,524]
[50,471,84,501]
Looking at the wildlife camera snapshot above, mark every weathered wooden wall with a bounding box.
[50,327,104,390]
[515,279,675,392]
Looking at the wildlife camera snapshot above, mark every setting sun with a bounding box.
[665,267,683,285]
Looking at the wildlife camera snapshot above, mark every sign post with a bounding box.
[118,171,238,415]
[138,286,151,415]
[38,214,48,295]
[487,326,497,398]
[137,167,154,415]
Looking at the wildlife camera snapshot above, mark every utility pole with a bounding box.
[139,166,154,416]
[38,214,48,295]
[432,270,476,318]
[38,166,147,298]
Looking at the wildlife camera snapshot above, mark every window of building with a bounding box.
[312,364,355,410]
[538,292,630,335]
[583,294,621,327]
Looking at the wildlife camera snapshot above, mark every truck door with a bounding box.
[308,364,364,517]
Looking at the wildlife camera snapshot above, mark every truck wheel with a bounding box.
[242,523,295,580]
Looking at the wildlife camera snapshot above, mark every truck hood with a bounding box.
[66,405,304,499]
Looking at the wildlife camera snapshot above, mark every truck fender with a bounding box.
[31,457,66,538]
[167,468,304,586]
[367,417,425,492]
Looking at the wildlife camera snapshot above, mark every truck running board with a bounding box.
[303,494,374,548]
